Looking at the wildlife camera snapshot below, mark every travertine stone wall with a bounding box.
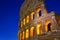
[20,0,44,21]
[18,0,60,40]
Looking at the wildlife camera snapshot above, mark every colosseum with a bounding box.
[18,0,60,40]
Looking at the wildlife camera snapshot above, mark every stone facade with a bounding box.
[18,0,60,40]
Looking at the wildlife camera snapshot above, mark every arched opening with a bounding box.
[20,33,21,40]
[26,29,29,38]
[30,26,34,37]
[33,14,35,20]
[45,21,51,32]
[39,11,42,16]
[30,12,34,20]
[23,18,25,25]
[20,21,23,28]
[21,31,24,40]
[47,23,51,32]
[36,7,41,17]
[26,16,29,23]
[37,23,42,35]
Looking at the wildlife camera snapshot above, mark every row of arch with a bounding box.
[19,21,52,40]
[20,7,42,28]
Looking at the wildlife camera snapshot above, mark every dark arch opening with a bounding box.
[47,23,51,32]
[39,11,42,16]
[33,14,35,20]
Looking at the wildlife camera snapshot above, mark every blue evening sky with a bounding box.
[0,0,60,40]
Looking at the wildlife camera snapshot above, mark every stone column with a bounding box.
[42,20,46,34]
[33,12,38,40]
[52,16,58,31]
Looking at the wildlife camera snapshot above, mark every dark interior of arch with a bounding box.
[39,11,42,16]
[47,23,51,32]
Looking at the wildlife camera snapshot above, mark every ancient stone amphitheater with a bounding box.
[18,0,60,40]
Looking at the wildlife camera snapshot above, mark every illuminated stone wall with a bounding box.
[18,0,60,40]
